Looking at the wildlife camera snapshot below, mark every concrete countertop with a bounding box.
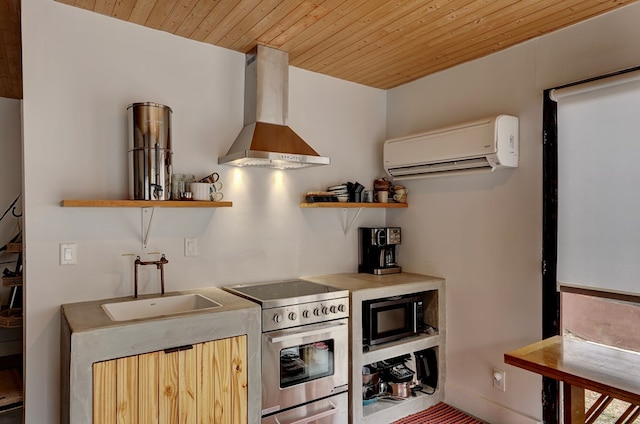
[61,286,257,334]
[61,287,261,424]
[305,272,444,293]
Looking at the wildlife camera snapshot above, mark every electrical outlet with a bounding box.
[184,237,198,257]
[493,369,506,391]
[59,243,77,265]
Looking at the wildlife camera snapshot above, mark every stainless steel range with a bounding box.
[224,279,349,424]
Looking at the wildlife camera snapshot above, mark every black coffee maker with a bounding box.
[358,227,402,275]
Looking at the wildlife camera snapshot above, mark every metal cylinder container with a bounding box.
[128,102,173,200]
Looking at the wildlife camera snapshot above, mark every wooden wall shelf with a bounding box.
[61,200,232,208]
[300,202,407,209]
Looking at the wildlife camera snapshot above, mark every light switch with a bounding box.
[184,237,198,257]
[60,243,77,265]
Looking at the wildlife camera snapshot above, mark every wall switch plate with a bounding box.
[184,237,198,257]
[493,368,506,391]
[59,243,77,265]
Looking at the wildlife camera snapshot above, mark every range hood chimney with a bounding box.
[218,45,330,169]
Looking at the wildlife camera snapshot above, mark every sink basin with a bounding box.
[102,294,222,321]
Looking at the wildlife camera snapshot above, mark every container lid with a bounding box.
[127,102,172,113]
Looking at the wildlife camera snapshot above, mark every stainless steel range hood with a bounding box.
[219,45,330,169]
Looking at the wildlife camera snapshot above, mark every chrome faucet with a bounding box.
[134,254,169,298]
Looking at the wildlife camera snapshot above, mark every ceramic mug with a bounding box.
[190,182,211,200]
[191,182,223,201]
[377,191,389,203]
[364,190,374,203]
[211,181,223,201]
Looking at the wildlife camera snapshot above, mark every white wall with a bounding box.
[20,1,386,422]
[387,3,640,423]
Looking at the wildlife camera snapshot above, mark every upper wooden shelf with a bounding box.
[300,202,407,209]
[60,200,232,208]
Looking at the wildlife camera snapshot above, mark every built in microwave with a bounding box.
[362,294,423,346]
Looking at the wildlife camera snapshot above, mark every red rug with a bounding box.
[392,402,485,424]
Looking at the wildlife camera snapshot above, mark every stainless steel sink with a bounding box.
[102,294,222,321]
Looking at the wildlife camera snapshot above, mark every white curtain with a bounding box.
[554,70,640,295]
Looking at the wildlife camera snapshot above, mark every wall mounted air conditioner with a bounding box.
[383,115,519,180]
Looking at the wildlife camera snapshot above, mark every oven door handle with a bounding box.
[273,401,338,424]
[268,322,347,344]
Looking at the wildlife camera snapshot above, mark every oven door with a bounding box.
[261,319,349,416]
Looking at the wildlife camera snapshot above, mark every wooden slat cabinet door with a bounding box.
[213,337,231,422]
[92,335,247,424]
[177,347,196,424]
[196,336,248,423]
[196,341,215,422]
[138,352,159,423]
[158,348,179,423]
[93,359,116,424]
[116,356,139,422]
[230,335,248,423]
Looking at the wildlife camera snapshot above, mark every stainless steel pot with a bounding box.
[128,102,173,200]
[362,369,380,385]
[389,382,411,398]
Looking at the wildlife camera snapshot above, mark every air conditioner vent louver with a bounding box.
[389,157,492,177]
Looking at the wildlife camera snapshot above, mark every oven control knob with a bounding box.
[313,308,321,316]
[288,312,297,321]
[273,313,283,323]
[338,304,346,313]
[322,306,329,315]
[302,310,310,318]
[330,305,338,314]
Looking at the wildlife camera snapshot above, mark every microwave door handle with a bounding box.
[413,302,417,333]
[268,323,346,344]
[273,401,338,424]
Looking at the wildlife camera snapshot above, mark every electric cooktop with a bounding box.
[224,279,348,309]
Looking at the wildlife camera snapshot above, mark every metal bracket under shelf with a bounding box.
[340,208,364,236]
[141,207,155,250]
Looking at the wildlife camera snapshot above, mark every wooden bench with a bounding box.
[504,336,640,423]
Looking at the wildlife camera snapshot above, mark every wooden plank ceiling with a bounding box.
[1,0,639,99]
